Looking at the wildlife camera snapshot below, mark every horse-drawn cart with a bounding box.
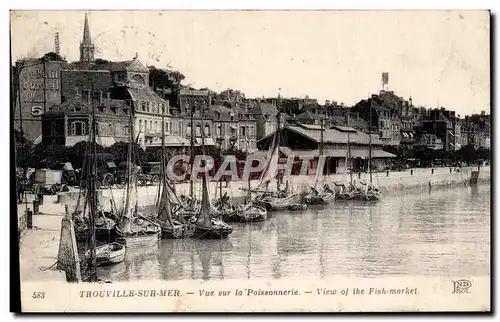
[25,169,70,195]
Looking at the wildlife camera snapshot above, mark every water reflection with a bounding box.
[102,184,490,281]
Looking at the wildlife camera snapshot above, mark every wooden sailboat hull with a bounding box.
[96,242,126,266]
[85,242,126,266]
[256,193,305,211]
[303,194,328,205]
[189,225,233,239]
[227,204,267,222]
[161,221,191,239]
[117,232,160,248]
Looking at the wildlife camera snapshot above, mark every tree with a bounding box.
[148,65,185,90]
[105,141,146,165]
[14,129,33,168]
[29,143,69,169]
[67,141,105,169]
[94,58,111,65]
[42,52,65,62]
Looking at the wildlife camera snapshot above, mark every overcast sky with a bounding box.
[10,10,490,116]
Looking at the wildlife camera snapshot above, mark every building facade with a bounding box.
[41,94,131,147]
[14,58,66,142]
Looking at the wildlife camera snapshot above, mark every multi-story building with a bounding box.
[41,93,131,146]
[251,102,281,140]
[110,82,170,148]
[352,94,393,144]
[212,105,238,150]
[14,56,67,142]
[235,107,257,152]
[421,108,460,151]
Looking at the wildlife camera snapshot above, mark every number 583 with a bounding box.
[32,292,45,299]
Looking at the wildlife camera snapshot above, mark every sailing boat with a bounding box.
[303,117,335,205]
[73,86,125,276]
[363,97,382,201]
[334,117,360,200]
[227,174,267,222]
[187,104,233,239]
[253,100,305,212]
[114,102,161,248]
[156,117,189,239]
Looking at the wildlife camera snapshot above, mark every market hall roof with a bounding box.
[257,123,385,146]
[278,147,395,159]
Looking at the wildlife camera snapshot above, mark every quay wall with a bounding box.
[19,166,490,215]
[49,166,491,212]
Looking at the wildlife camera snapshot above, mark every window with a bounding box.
[240,126,246,136]
[196,124,201,136]
[205,124,211,137]
[149,120,152,131]
[147,102,151,113]
[155,121,158,132]
[70,121,86,136]
[217,125,222,137]
[162,104,165,114]
[141,101,146,112]
[186,125,192,137]
[50,122,57,136]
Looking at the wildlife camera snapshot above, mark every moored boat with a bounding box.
[86,242,126,266]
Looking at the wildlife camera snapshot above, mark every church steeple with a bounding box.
[79,13,95,63]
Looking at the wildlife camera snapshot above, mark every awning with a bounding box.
[195,138,216,146]
[276,147,396,159]
[96,136,116,147]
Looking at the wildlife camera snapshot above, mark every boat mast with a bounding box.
[368,97,373,185]
[189,102,195,199]
[161,112,166,207]
[87,82,98,282]
[123,100,133,219]
[317,116,324,188]
[348,130,353,186]
[276,93,281,192]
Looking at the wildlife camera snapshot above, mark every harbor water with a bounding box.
[97,183,490,281]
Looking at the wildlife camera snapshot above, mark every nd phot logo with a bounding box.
[451,279,472,294]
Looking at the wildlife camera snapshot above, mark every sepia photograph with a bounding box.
[10,9,491,312]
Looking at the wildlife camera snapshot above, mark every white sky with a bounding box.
[10,10,490,116]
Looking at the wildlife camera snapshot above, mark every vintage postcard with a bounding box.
[11,10,491,312]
